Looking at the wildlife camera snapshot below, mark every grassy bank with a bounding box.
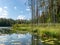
[12,24,60,45]
[38,25,60,45]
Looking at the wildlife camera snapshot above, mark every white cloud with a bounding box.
[0,15,8,18]
[26,8,30,11]
[14,6,17,10]
[17,15,26,20]
[0,7,8,18]
[26,7,31,11]
[0,8,3,12]
[4,6,8,9]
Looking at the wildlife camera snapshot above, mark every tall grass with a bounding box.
[12,24,60,39]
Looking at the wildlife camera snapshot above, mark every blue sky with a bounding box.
[0,0,31,20]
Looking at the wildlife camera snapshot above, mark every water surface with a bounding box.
[0,33,32,45]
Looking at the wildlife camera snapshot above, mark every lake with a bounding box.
[0,27,43,45]
[0,33,43,45]
[0,33,32,45]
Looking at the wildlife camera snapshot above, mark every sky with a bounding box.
[0,0,31,20]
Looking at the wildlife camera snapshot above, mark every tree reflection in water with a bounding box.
[31,34,43,45]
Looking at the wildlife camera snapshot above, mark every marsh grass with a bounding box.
[12,24,60,45]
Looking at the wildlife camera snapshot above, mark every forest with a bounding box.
[0,18,31,26]
[0,0,60,26]
[28,0,60,23]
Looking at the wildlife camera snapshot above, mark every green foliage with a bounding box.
[0,18,31,26]
[0,28,13,34]
[0,18,15,26]
[12,24,32,33]
[12,24,60,39]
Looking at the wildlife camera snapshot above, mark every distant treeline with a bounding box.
[0,18,31,26]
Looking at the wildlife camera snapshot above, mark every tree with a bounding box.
[0,18,15,26]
